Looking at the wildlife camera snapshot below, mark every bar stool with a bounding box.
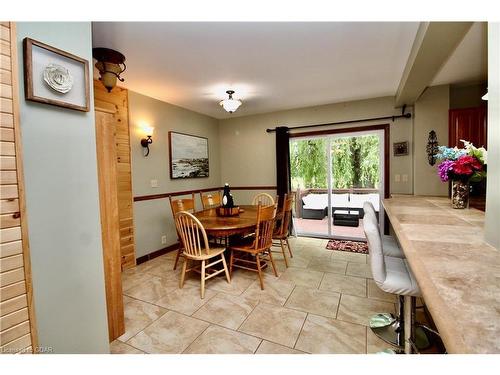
[363,218,421,353]
[363,202,404,259]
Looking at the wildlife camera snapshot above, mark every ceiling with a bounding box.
[92,22,420,119]
[431,22,488,86]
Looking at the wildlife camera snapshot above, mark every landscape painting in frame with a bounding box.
[169,131,209,179]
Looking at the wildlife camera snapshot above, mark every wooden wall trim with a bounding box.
[133,186,278,202]
[93,81,136,270]
[0,22,38,354]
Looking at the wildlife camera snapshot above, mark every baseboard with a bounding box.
[136,242,179,265]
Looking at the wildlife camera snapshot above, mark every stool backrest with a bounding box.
[363,201,378,226]
[363,218,386,287]
[175,211,210,257]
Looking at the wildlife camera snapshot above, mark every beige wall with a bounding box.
[485,23,500,249]
[219,96,415,203]
[129,91,220,257]
[413,84,450,196]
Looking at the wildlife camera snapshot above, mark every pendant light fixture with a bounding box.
[219,90,242,113]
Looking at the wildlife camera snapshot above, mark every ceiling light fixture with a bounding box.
[219,90,242,113]
[92,47,126,92]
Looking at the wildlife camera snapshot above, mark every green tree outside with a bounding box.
[290,135,380,190]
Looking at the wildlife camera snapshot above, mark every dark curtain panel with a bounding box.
[275,126,291,204]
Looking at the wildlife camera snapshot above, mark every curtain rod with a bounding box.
[266,106,411,133]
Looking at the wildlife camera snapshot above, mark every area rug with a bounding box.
[325,239,368,254]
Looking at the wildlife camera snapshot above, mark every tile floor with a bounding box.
[111,237,404,354]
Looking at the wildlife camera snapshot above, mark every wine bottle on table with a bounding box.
[222,183,233,208]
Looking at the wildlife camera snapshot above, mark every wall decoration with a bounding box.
[393,141,409,156]
[23,38,90,112]
[169,131,209,179]
[426,130,439,166]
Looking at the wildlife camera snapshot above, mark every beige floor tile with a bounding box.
[346,262,373,279]
[206,272,254,295]
[319,273,367,297]
[263,258,288,275]
[255,340,306,354]
[110,340,145,354]
[192,293,258,329]
[238,302,306,348]
[331,251,367,264]
[285,286,340,318]
[337,294,396,326]
[118,296,167,342]
[184,325,261,354]
[279,267,324,288]
[295,314,366,354]
[307,256,348,274]
[142,260,177,278]
[123,275,179,304]
[128,311,209,354]
[155,285,217,315]
[122,270,157,292]
[366,327,399,354]
[241,278,295,306]
[273,252,313,268]
[367,279,397,303]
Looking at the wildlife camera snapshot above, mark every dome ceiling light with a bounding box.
[219,90,242,113]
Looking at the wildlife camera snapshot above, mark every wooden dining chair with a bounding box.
[252,192,275,206]
[229,203,278,290]
[272,193,294,267]
[174,211,230,298]
[200,191,222,209]
[168,193,195,270]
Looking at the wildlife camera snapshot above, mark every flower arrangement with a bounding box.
[436,140,487,183]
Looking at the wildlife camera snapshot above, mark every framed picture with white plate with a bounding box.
[23,37,90,112]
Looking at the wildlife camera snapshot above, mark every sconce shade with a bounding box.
[93,48,126,92]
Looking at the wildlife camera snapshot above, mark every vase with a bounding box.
[451,180,469,209]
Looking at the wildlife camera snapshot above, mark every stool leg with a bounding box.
[404,295,413,354]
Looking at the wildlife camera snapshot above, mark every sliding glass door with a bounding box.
[290,129,384,240]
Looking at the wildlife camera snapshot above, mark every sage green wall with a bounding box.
[485,23,500,249]
[129,91,220,257]
[413,84,450,196]
[16,22,109,353]
[218,96,414,205]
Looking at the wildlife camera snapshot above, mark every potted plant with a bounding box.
[435,141,487,209]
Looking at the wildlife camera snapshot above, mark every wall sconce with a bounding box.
[92,48,126,92]
[140,125,154,157]
[426,130,439,166]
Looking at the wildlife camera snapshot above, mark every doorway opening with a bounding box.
[290,124,389,241]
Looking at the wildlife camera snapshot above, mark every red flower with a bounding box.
[452,155,482,176]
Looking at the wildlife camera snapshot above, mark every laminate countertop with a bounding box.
[382,196,500,354]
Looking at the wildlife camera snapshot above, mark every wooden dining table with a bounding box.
[193,205,260,238]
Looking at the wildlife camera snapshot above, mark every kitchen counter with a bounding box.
[382,195,500,353]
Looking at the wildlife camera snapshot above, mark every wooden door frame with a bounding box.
[94,107,125,341]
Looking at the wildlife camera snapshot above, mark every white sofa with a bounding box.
[301,192,380,219]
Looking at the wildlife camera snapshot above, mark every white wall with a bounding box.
[129,91,220,257]
[218,96,414,202]
[485,23,500,249]
[16,22,109,353]
[413,84,450,196]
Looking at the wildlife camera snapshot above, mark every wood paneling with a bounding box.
[95,110,125,341]
[0,22,37,354]
[94,81,136,270]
